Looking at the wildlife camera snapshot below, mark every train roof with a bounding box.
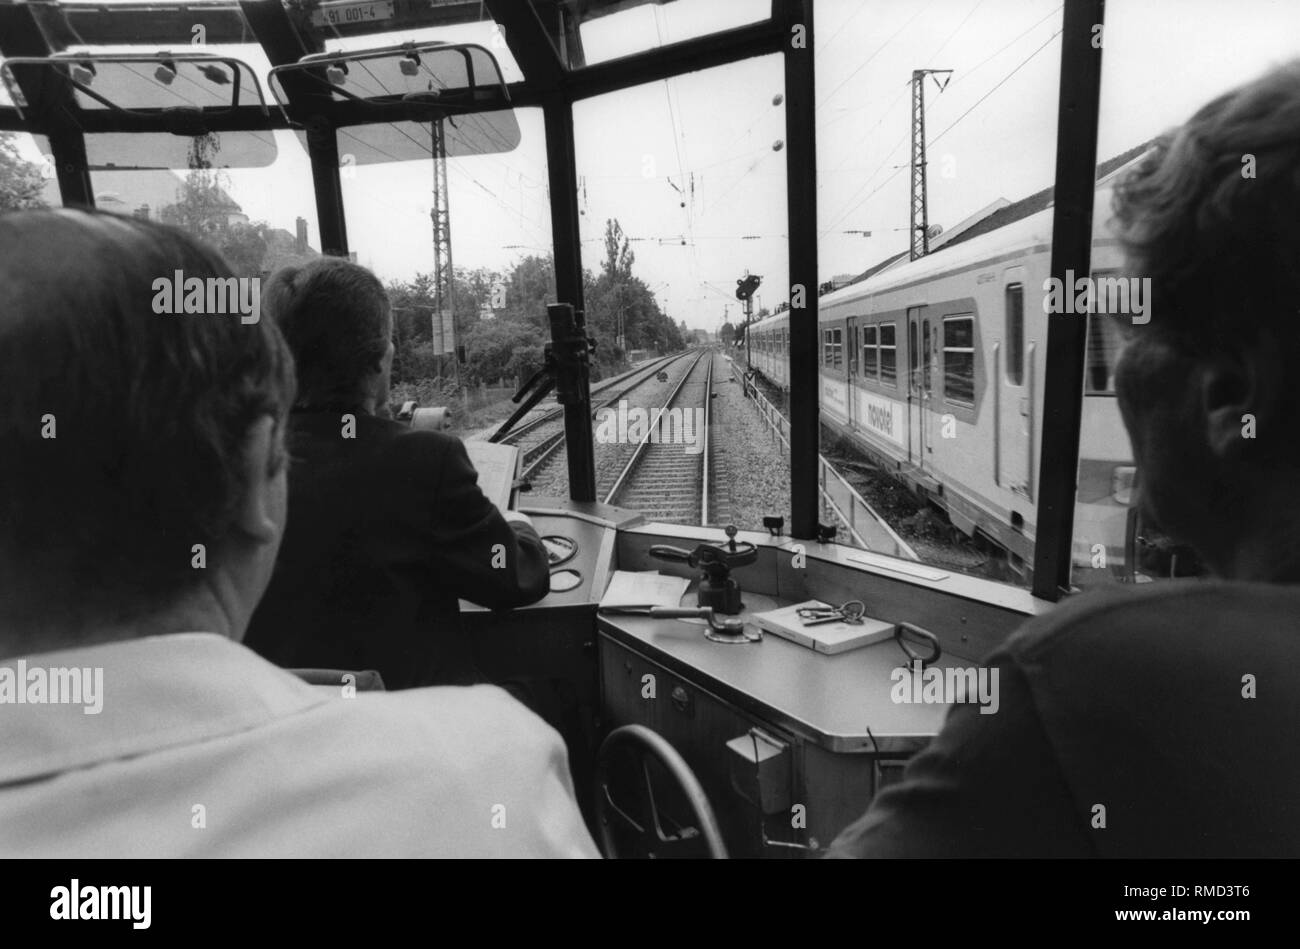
[748,142,1154,333]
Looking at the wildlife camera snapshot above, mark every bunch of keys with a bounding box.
[796,600,867,626]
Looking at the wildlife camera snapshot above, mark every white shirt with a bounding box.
[0,633,599,858]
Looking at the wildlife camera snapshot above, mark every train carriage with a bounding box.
[749,177,1137,581]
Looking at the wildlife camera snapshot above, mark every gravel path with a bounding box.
[707,355,791,531]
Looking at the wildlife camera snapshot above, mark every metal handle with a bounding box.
[645,607,709,620]
[895,622,942,666]
[649,545,694,564]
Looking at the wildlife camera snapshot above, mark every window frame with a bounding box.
[942,313,976,407]
[862,322,878,381]
[1083,269,1126,396]
[1005,282,1025,386]
[878,321,897,388]
[823,326,844,370]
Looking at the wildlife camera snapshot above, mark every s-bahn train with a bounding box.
[747,168,1141,579]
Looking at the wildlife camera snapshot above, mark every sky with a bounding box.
[7,0,1300,332]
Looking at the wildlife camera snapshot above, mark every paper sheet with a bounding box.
[463,440,519,513]
[598,571,690,610]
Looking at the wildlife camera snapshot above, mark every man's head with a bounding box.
[0,208,295,654]
[263,257,393,414]
[1112,60,1300,580]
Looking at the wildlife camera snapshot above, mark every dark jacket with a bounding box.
[826,581,1300,857]
[245,410,550,689]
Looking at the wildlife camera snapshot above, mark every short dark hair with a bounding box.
[1112,59,1300,356]
[0,208,295,629]
[262,256,390,410]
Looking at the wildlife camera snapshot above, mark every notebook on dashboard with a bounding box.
[751,600,895,655]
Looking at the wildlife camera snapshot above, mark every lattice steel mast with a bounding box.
[909,69,951,261]
[430,117,457,388]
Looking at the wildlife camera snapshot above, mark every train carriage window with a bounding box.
[1005,283,1025,385]
[922,318,932,390]
[879,322,897,386]
[1085,313,1126,395]
[0,131,52,206]
[341,106,551,427]
[830,327,843,370]
[942,315,975,406]
[862,324,878,380]
[574,0,770,68]
[84,129,318,279]
[573,54,789,531]
[1065,0,1300,589]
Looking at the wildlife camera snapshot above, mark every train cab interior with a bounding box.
[2,0,1292,859]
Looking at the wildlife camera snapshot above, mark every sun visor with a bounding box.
[322,109,520,165]
[1,53,277,169]
[1,52,269,118]
[268,42,508,110]
[84,130,279,171]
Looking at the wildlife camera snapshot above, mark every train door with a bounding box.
[922,317,935,457]
[906,306,929,468]
[846,318,859,427]
[998,269,1031,497]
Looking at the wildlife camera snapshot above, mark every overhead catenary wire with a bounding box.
[821,18,1064,238]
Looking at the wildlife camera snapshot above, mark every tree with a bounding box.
[462,319,545,387]
[0,133,47,212]
[496,254,557,329]
[718,321,736,343]
[600,218,635,282]
[157,134,270,278]
[585,218,683,364]
[387,221,685,393]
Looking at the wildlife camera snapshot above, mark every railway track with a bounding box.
[496,350,694,481]
[603,350,714,525]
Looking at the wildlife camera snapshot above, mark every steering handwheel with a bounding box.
[594,725,728,859]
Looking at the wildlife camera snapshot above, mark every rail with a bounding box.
[700,353,713,525]
[603,349,710,508]
[505,350,697,481]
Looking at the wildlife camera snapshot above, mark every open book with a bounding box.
[463,439,520,513]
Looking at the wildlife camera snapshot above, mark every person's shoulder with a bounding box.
[998,579,1300,665]
[267,684,593,857]
[375,423,464,469]
[288,410,410,453]
[344,684,560,757]
[365,681,538,718]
